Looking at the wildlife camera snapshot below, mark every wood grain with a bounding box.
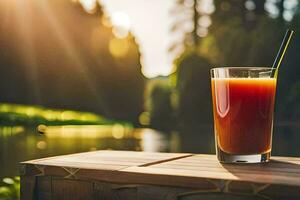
[21,151,300,199]
[122,154,300,187]
[22,150,191,171]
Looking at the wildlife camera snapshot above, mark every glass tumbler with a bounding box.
[211,67,277,163]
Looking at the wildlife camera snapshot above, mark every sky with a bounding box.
[100,0,179,78]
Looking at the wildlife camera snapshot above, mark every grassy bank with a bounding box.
[0,103,128,127]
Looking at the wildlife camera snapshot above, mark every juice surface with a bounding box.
[211,78,276,154]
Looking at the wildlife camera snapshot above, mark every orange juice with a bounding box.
[211,78,276,154]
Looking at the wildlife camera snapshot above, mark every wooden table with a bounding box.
[20,150,300,200]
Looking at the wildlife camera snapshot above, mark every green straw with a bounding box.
[272,29,294,78]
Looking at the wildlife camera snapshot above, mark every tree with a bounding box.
[170,0,299,129]
[175,50,212,125]
[276,12,300,121]
[146,78,175,132]
[0,0,145,124]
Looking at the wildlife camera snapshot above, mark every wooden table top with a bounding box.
[21,150,300,188]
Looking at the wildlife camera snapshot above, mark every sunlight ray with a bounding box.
[14,0,42,103]
[1,1,13,31]
[36,0,109,114]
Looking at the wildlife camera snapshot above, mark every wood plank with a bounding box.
[36,176,52,200]
[122,165,300,186]
[52,178,94,200]
[153,155,300,174]
[22,150,192,172]
[21,151,300,199]
[21,151,300,188]
[20,176,36,200]
[78,169,221,189]
[31,161,128,171]
[121,154,300,187]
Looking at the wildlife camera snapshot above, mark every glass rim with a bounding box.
[211,67,273,71]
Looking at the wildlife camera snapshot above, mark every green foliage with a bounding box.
[176,50,213,125]
[171,0,300,128]
[0,103,128,127]
[0,177,20,200]
[276,13,300,121]
[200,18,247,65]
[144,78,176,132]
[199,16,284,67]
[287,81,300,104]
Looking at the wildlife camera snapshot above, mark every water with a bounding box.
[0,126,175,178]
[0,125,299,178]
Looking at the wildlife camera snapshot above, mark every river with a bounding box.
[1,124,299,178]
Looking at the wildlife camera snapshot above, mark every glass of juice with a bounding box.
[211,67,277,163]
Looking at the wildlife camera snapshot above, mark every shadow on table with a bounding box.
[220,159,300,200]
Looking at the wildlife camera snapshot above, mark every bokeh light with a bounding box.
[197,0,215,14]
[111,11,131,30]
[79,0,97,14]
[109,38,129,57]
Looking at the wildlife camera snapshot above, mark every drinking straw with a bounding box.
[272,29,294,78]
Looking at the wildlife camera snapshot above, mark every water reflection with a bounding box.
[139,129,168,152]
[0,126,24,137]
[0,124,299,178]
[0,126,175,178]
[38,124,133,139]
